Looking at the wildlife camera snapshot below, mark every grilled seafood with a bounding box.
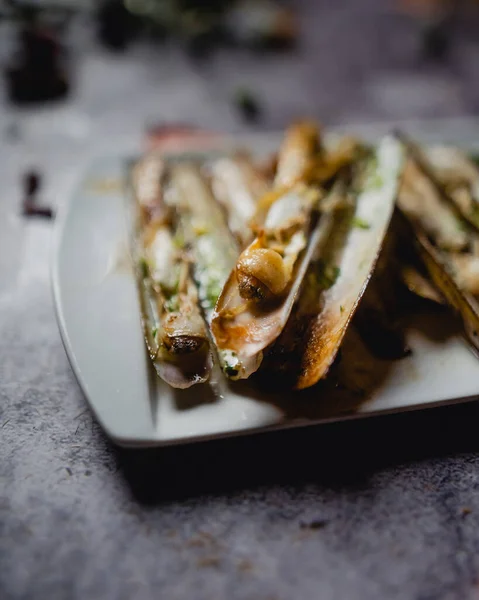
[426,145,479,231]
[266,135,404,388]
[132,155,212,388]
[166,162,240,321]
[130,122,479,394]
[354,224,412,360]
[211,123,325,379]
[396,134,479,352]
[209,152,270,248]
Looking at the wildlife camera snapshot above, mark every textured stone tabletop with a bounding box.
[3,3,479,599]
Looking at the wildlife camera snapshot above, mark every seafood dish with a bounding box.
[130,120,479,391]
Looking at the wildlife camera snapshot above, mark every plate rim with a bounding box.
[51,127,479,447]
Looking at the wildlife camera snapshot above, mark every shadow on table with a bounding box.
[114,399,479,506]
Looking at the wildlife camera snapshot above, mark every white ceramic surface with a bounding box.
[52,132,479,447]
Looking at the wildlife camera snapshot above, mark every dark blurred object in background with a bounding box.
[2,3,70,104]
[21,168,54,219]
[399,0,455,60]
[98,0,298,52]
[233,86,262,122]
[97,0,141,50]
[5,27,69,103]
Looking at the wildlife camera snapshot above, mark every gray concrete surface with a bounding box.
[3,3,479,599]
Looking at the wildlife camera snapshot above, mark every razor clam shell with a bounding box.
[395,143,479,353]
[210,123,324,380]
[211,184,331,381]
[268,135,404,389]
[209,153,270,248]
[166,162,246,374]
[354,227,411,360]
[252,121,322,228]
[399,154,468,253]
[131,157,212,388]
[413,230,479,354]
[401,265,444,304]
[426,145,479,230]
[447,254,479,296]
[166,162,240,319]
[274,120,321,187]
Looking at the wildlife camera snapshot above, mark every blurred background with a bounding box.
[1,0,479,225]
[1,0,479,130]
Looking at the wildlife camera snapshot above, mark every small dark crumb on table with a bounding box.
[196,556,221,568]
[233,87,262,122]
[300,519,328,530]
[237,558,254,573]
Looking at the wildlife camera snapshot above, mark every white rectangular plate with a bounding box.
[52,130,479,447]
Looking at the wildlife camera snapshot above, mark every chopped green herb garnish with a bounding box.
[362,153,383,190]
[369,172,383,189]
[312,260,341,290]
[353,217,370,230]
[151,326,158,339]
[193,223,209,236]
[204,278,222,310]
[165,296,180,312]
[159,277,180,297]
[139,257,149,279]
[340,305,344,313]
[173,233,185,249]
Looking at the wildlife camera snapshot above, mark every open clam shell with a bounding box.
[425,145,479,231]
[395,135,479,354]
[208,152,270,248]
[267,135,405,389]
[210,122,325,379]
[165,162,244,373]
[211,183,332,380]
[131,155,213,388]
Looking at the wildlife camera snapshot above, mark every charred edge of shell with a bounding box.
[163,335,207,355]
[409,221,479,353]
[237,273,270,302]
[353,230,412,360]
[265,135,404,389]
[426,146,479,232]
[395,131,472,231]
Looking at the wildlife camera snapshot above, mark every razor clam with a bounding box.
[165,162,244,373]
[274,120,321,187]
[211,179,337,380]
[210,122,326,379]
[395,139,479,350]
[424,145,479,231]
[209,152,270,248]
[399,151,468,252]
[411,228,479,353]
[267,135,404,389]
[397,134,479,298]
[132,155,212,388]
[252,120,322,228]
